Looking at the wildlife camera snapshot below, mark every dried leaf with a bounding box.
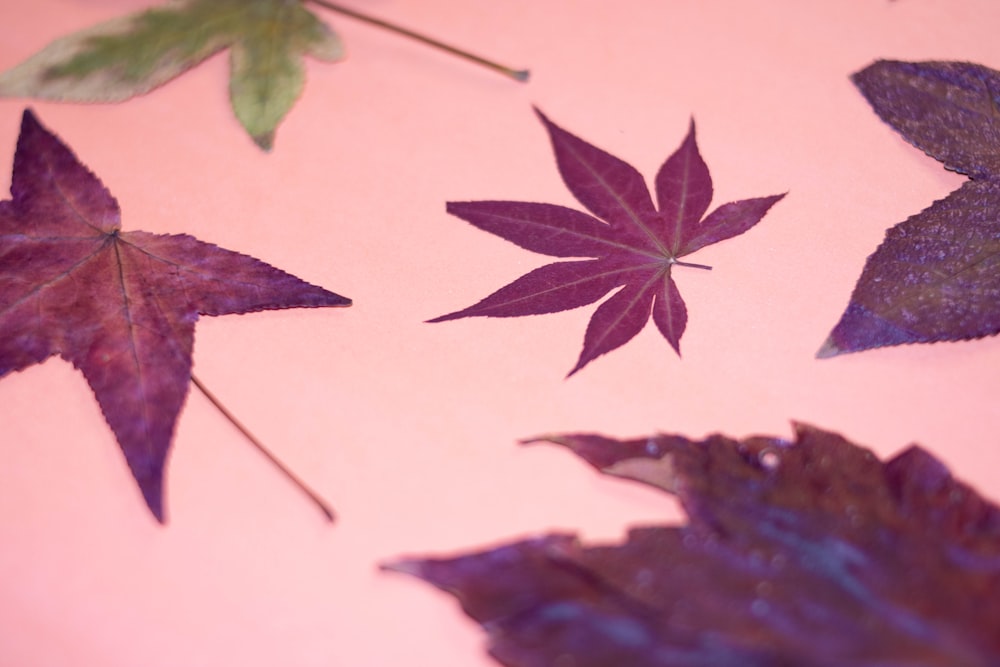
[386,424,1000,666]
[819,60,1000,357]
[431,108,784,376]
[0,109,350,521]
[0,0,343,149]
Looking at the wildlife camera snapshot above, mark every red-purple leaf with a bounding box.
[0,109,350,522]
[385,424,1000,666]
[433,108,785,375]
[820,60,1000,357]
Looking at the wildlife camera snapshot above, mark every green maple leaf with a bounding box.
[0,0,344,150]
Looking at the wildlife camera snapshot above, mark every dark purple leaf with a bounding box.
[819,60,1000,357]
[385,423,1000,667]
[0,109,351,522]
[431,108,785,375]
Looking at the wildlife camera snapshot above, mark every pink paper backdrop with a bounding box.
[1,1,998,665]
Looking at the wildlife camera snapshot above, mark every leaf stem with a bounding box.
[672,259,712,270]
[307,0,530,82]
[191,374,335,522]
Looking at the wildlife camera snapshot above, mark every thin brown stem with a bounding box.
[191,374,335,522]
[673,259,713,270]
[308,0,530,82]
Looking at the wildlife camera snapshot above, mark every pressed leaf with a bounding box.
[0,109,350,521]
[431,108,784,375]
[386,423,1000,666]
[0,0,344,149]
[820,60,1000,357]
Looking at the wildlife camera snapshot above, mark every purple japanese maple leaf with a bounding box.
[386,423,1000,666]
[820,60,1000,357]
[0,109,350,521]
[430,108,785,376]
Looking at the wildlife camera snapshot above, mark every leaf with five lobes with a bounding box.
[0,0,344,150]
[819,60,1000,357]
[0,109,351,522]
[430,108,785,376]
[385,423,1000,667]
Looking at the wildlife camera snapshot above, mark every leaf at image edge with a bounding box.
[385,423,1000,666]
[0,0,344,149]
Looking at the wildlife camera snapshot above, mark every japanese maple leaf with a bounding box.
[0,0,343,150]
[386,423,1000,666]
[0,109,350,521]
[819,60,1000,357]
[430,109,784,376]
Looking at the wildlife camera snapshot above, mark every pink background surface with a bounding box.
[1,1,999,665]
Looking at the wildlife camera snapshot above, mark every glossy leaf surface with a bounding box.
[0,110,350,521]
[431,109,784,376]
[0,0,343,149]
[820,60,1000,357]
[387,423,1000,666]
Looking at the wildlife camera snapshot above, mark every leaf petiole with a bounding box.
[308,0,530,82]
[672,259,712,270]
[191,374,335,522]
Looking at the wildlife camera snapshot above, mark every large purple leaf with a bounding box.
[0,109,350,522]
[433,109,785,375]
[385,424,1000,666]
[820,60,1000,357]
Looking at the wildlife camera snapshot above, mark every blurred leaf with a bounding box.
[387,423,1000,666]
[0,0,344,149]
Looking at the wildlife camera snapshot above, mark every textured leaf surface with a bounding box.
[820,60,1000,357]
[0,0,343,149]
[386,423,1000,667]
[0,110,350,521]
[431,109,784,376]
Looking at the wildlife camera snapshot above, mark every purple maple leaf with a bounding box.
[430,108,784,376]
[386,424,1000,666]
[0,110,350,521]
[820,60,1000,357]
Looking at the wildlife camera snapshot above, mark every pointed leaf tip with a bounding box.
[253,132,275,151]
[21,107,38,128]
[815,336,842,359]
[379,558,423,577]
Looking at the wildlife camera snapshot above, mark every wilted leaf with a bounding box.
[430,108,784,376]
[386,423,1000,666]
[819,60,1000,357]
[0,0,344,149]
[0,109,351,521]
